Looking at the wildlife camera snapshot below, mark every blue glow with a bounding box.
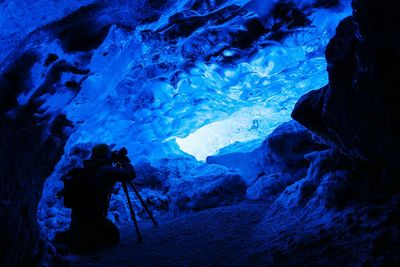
[30,0,352,237]
[28,1,350,163]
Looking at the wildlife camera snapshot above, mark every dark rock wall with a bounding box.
[281,2,400,264]
[292,0,400,167]
[0,43,77,266]
[0,114,66,267]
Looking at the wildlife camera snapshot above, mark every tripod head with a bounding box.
[111,147,129,164]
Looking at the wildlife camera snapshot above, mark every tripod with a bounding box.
[121,180,158,243]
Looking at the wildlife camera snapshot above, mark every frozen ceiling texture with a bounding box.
[0,0,350,239]
[3,0,350,162]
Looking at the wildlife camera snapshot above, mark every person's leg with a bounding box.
[100,218,120,246]
[68,211,120,252]
[68,211,94,253]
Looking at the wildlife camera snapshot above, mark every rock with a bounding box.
[303,149,350,183]
[266,120,326,176]
[0,95,67,267]
[274,149,356,208]
[316,170,356,209]
[209,120,325,184]
[246,173,293,201]
[134,157,199,190]
[257,120,327,201]
[209,120,327,201]
[168,164,246,213]
[292,0,400,167]
[134,161,167,189]
[206,149,264,185]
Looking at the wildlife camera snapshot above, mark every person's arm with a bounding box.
[120,162,136,180]
[100,163,136,182]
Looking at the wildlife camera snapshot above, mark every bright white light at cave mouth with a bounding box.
[176,106,285,161]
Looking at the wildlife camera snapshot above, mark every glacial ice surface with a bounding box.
[31,0,352,237]
[28,0,351,162]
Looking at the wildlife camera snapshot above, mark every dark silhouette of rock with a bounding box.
[292,0,400,167]
[0,106,67,266]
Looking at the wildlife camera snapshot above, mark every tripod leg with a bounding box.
[128,181,158,227]
[122,182,143,242]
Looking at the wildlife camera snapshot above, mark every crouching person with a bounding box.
[61,144,135,253]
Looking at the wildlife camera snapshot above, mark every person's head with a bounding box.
[91,144,112,160]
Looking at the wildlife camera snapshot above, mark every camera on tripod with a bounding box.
[109,146,158,242]
[111,147,129,163]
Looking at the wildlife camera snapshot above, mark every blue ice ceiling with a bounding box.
[23,0,351,163]
[30,0,353,237]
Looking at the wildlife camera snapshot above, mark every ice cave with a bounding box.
[1,0,400,266]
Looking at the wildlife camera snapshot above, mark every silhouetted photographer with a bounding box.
[58,144,136,253]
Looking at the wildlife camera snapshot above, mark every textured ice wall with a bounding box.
[37,0,351,162]
[32,0,351,237]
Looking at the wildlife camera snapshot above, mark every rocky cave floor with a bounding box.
[64,202,267,267]
[53,193,400,267]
